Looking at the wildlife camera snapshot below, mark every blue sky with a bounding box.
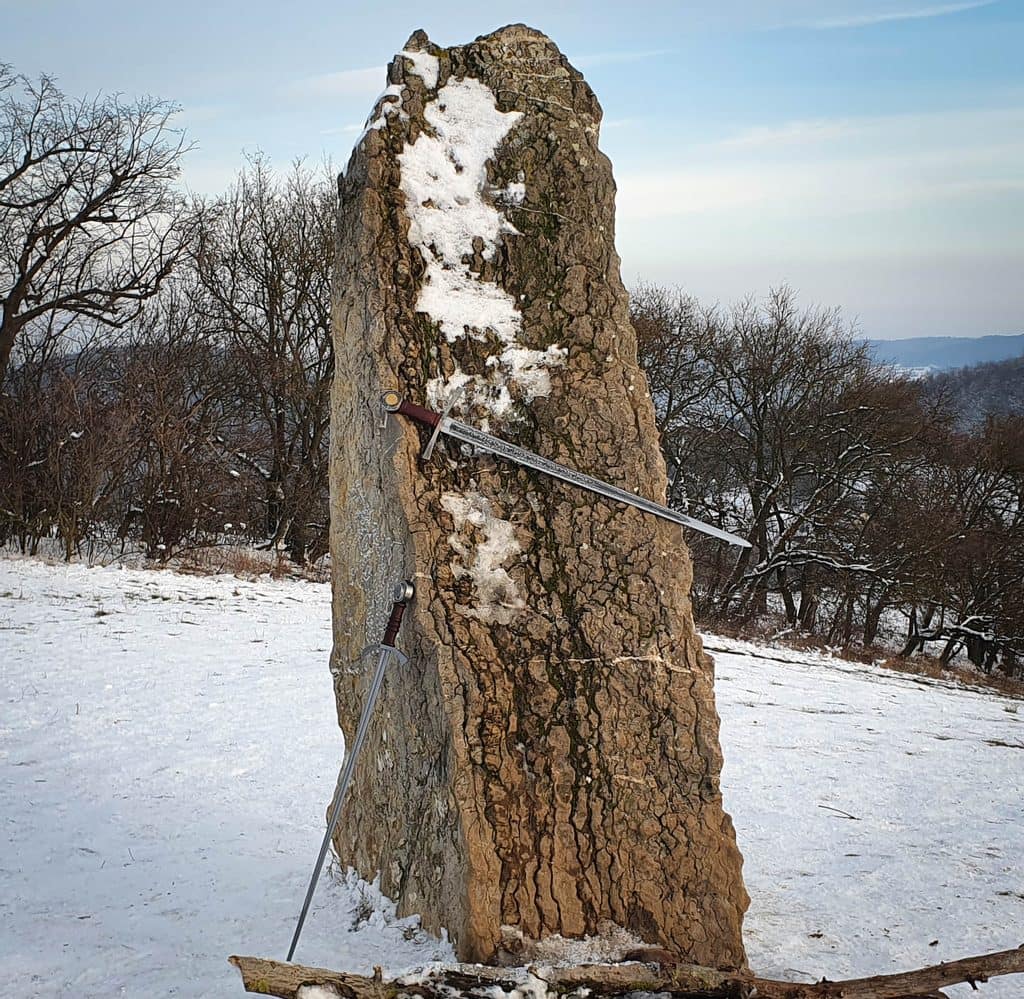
[6,0,1022,338]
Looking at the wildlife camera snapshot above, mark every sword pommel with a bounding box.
[383,579,415,647]
[381,392,440,429]
[392,579,415,603]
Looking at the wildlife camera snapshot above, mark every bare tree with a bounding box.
[193,154,335,563]
[0,67,193,383]
[1,140,333,565]
[633,286,933,633]
[0,317,139,558]
[113,281,242,561]
[894,416,1024,673]
[631,283,1024,674]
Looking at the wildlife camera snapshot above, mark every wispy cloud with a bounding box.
[319,124,364,136]
[714,118,861,150]
[616,153,1021,224]
[618,106,1024,221]
[286,66,385,100]
[806,1,995,29]
[710,106,1024,152]
[572,49,673,68]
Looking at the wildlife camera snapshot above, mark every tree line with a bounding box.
[925,355,1024,431]
[1,67,334,563]
[631,284,1024,678]
[2,67,1021,676]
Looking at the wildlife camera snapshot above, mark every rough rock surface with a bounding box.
[329,24,748,968]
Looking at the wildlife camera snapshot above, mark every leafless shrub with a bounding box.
[193,154,334,564]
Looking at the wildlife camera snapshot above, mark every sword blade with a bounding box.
[287,642,396,962]
[441,416,751,548]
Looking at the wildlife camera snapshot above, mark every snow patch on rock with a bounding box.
[363,83,407,135]
[499,180,526,206]
[500,922,650,966]
[441,491,525,624]
[297,985,343,999]
[397,76,566,422]
[400,49,440,89]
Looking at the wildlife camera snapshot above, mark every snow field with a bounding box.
[0,559,451,998]
[1,558,1021,997]
[713,636,1024,997]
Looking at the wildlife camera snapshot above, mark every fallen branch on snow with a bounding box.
[229,943,1024,999]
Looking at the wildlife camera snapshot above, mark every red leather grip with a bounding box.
[398,399,441,429]
[382,600,407,647]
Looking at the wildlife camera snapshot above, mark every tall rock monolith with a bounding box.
[329,24,748,968]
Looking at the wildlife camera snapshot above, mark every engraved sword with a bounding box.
[287,579,415,962]
[381,391,750,548]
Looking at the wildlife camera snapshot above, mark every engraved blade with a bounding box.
[440,416,751,548]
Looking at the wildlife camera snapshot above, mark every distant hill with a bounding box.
[924,355,1024,429]
[864,333,1024,373]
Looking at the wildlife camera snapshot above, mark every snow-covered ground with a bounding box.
[1,558,1021,997]
[711,636,1024,997]
[0,559,451,998]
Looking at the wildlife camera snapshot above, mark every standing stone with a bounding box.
[329,24,748,968]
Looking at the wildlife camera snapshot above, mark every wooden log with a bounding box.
[228,956,526,999]
[229,944,1024,999]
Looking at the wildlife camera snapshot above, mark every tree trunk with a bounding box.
[899,605,935,659]
[939,638,960,666]
[863,593,885,647]
[965,633,983,670]
[798,576,818,632]
[778,568,797,624]
[0,310,21,386]
[328,26,747,968]
[841,589,854,646]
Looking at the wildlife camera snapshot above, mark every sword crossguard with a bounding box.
[423,384,467,460]
[359,642,409,666]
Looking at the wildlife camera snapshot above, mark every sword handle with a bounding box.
[399,400,440,428]
[383,580,415,646]
[381,391,440,429]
